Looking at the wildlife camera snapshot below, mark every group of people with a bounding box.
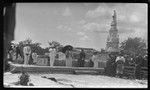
[48,48,102,68]
[7,43,32,64]
[7,44,87,67]
[105,52,148,79]
[48,48,86,67]
[7,44,147,80]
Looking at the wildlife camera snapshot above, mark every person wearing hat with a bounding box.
[49,47,56,67]
[115,53,125,78]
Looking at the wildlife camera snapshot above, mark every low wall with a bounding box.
[36,56,107,68]
[12,54,107,69]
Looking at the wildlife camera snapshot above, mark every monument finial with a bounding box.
[113,10,116,21]
[111,10,117,26]
[114,10,116,15]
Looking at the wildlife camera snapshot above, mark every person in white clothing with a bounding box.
[92,52,99,68]
[116,56,125,62]
[65,50,73,67]
[49,48,56,67]
[115,55,125,78]
[23,45,31,65]
[32,52,38,64]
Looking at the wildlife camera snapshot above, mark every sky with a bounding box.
[14,3,147,50]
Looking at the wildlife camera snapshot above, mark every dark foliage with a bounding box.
[120,37,147,56]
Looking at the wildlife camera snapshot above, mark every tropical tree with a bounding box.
[120,37,147,56]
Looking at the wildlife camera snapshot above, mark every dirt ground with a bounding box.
[3,72,147,88]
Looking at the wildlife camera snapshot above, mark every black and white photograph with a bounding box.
[3,3,148,88]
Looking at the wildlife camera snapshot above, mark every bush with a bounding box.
[19,72,30,86]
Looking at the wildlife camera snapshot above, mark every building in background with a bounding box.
[106,10,119,53]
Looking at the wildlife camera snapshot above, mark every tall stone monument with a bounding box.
[106,10,119,52]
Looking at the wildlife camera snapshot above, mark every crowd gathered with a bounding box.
[6,43,148,80]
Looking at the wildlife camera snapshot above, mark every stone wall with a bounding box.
[35,53,109,68]
[36,55,49,66]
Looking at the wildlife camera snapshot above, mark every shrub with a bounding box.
[19,71,30,86]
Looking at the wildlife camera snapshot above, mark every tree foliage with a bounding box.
[48,41,63,51]
[48,41,62,48]
[17,38,48,55]
[120,37,147,56]
[16,39,64,55]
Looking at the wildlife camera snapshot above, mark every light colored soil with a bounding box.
[3,72,147,88]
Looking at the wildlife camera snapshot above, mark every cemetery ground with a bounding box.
[4,72,147,88]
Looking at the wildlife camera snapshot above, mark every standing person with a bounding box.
[23,44,31,65]
[7,44,14,62]
[143,55,148,67]
[111,53,117,77]
[9,44,16,61]
[49,48,56,67]
[32,52,38,64]
[129,55,136,66]
[16,45,23,60]
[105,53,116,77]
[12,45,17,61]
[141,55,148,79]
[65,50,73,67]
[92,52,99,68]
[124,54,130,66]
[89,59,94,67]
[105,54,112,76]
[115,54,125,78]
[78,49,86,67]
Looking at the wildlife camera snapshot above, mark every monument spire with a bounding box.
[106,10,119,52]
[113,10,116,20]
[110,10,117,28]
